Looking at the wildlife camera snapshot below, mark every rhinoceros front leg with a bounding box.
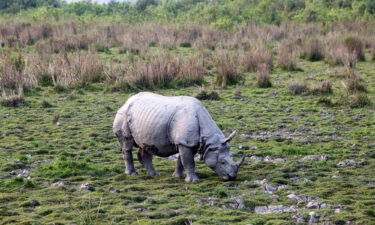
[139,150,160,176]
[116,131,137,175]
[179,145,199,183]
[172,155,185,179]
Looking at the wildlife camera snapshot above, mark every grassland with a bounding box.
[0,21,375,224]
[0,58,374,224]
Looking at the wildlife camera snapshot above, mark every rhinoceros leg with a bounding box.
[116,131,137,176]
[179,145,200,183]
[172,155,185,179]
[139,150,160,176]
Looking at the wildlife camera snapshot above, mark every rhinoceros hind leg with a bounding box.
[172,155,185,178]
[179,145,200,183]
[140,151,160,176]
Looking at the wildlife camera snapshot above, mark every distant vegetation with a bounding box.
[0,0,374,26]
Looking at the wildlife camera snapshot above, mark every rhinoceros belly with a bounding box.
[127,97,178,157]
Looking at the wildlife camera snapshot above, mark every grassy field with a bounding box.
[1,50,374,224]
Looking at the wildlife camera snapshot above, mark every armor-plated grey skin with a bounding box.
[113,92,245,182]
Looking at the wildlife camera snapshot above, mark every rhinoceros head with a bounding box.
[203,131,245,181]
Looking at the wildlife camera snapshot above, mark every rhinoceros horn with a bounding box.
[236,153,246,168]
[223,131,237,143]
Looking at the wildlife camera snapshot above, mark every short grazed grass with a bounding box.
[0,56,374,224]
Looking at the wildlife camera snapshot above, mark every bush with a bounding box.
[256,64,272,88]
[344,35,365,61]
[310,80,333,95]
[349,93,371,108]
[241,46,273,73]
[215,50,243,88]
[0,88,26,107]
[289,80,309,95]
[300,38,324,61]
[343,71,367,94]
[277,41,298,71]
[195,87,220,100]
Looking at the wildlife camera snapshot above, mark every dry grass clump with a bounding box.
[256,64,272,88]
[177,56,206,86]
[240,45,273,73]
[349,93,371,108]
[112,52,206,90]
[341,68,367,94]
[1,88,25,107]
[195,87,220,100]
[215,50,243,88]
[300,38,325,61]
[0,54,26,90]
[289,79,309,95]
[343,35,365,61]
[317,97,335,107]
[325,41,357,68]
[30,53,105,89]
[277,40,298,71]
[310,80,333,95]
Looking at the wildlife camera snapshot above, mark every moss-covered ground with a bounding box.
[0,53,374,224]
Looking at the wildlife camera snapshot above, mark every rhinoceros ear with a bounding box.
[222,131,237,143]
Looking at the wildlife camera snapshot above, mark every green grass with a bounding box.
[0,54,374,224]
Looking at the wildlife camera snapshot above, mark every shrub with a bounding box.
[300,38,324,61]
[277,41,298,71]
[215,50,243,88]
[241,46,273,73]
[0,88,26,107]
[310,80,333,95]
[255,64,272,88]
[325,38,357,68]
[343,70,367,94]
[195,87,220,100]
[317,97,335,107]
[349,93,371,108]
[344,35,365,61]
[41,100,53,108]
[177,56,206,86]
[289,80,309,95]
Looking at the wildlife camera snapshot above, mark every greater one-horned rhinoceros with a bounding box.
[113,92,245,182]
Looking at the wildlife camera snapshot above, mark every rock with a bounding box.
[294,213,305,223]
[3,114,9,118]
[264,185,277,192]
[56,122,63,126]
[51,181,64,187]
[277,185,289,191]
[338,159,356,167]
[287,193,313,203]
[307,201,320,209]
[147,197,155,203]
[249,155,263,162]
[29,200,40,207]
[254,205,298,214]
[109,187,120,194]
[301,155,328,162]
[358,159,367,165]
[320,203,329,209]
[238,145,250,150]
[253,179,268,185]
[79,183,95,191]
[229,198,245,209]
[264,156,288,163]
[334,208,341,214]
[290,177,312,183]
[208,201,218,206]
[308,211,319,223]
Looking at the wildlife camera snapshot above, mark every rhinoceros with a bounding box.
[113,92,245,182]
